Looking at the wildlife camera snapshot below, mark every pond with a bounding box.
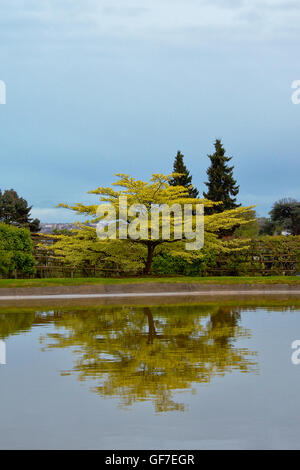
[0,299,300,449]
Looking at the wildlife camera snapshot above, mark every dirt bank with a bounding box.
[0,282,300,308]
[1,281,300,296]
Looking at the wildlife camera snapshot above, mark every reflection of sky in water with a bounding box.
[0,302,300,449]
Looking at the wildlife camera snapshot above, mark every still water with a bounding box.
[0,299,300,449]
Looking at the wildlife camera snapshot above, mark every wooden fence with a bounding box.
[9,233,300,279]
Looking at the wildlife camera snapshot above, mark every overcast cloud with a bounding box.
[0,1,299,221]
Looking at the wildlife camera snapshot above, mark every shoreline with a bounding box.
[1,282,300,306]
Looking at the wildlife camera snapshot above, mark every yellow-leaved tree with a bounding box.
[47,173,254,274]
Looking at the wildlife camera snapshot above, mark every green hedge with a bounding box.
[0,223,36,277]
[152,236,300,276]
[217,236,300,276]
[152,248,217,276]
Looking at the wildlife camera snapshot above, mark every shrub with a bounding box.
[152,248,218,276]
[0,223,36,277]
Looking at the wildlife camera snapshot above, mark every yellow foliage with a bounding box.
[47,173,255,273]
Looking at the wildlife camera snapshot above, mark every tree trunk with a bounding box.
[144,243,155,275]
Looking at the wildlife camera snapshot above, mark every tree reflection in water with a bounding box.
[37,304,258,412]
[0,304,258,412]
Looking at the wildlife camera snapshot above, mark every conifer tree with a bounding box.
[169,151,199,198]
[0,189,41,232]
[203,140,240,213]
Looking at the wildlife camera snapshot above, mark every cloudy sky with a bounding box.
[0,0,299,221]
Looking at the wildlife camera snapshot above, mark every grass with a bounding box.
[0,275,300,289]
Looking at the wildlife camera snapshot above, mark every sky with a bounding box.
[0,0,300,222]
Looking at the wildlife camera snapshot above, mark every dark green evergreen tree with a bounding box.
[169,151,199,198]
[0,189,41,232]
[203,139,240,213]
